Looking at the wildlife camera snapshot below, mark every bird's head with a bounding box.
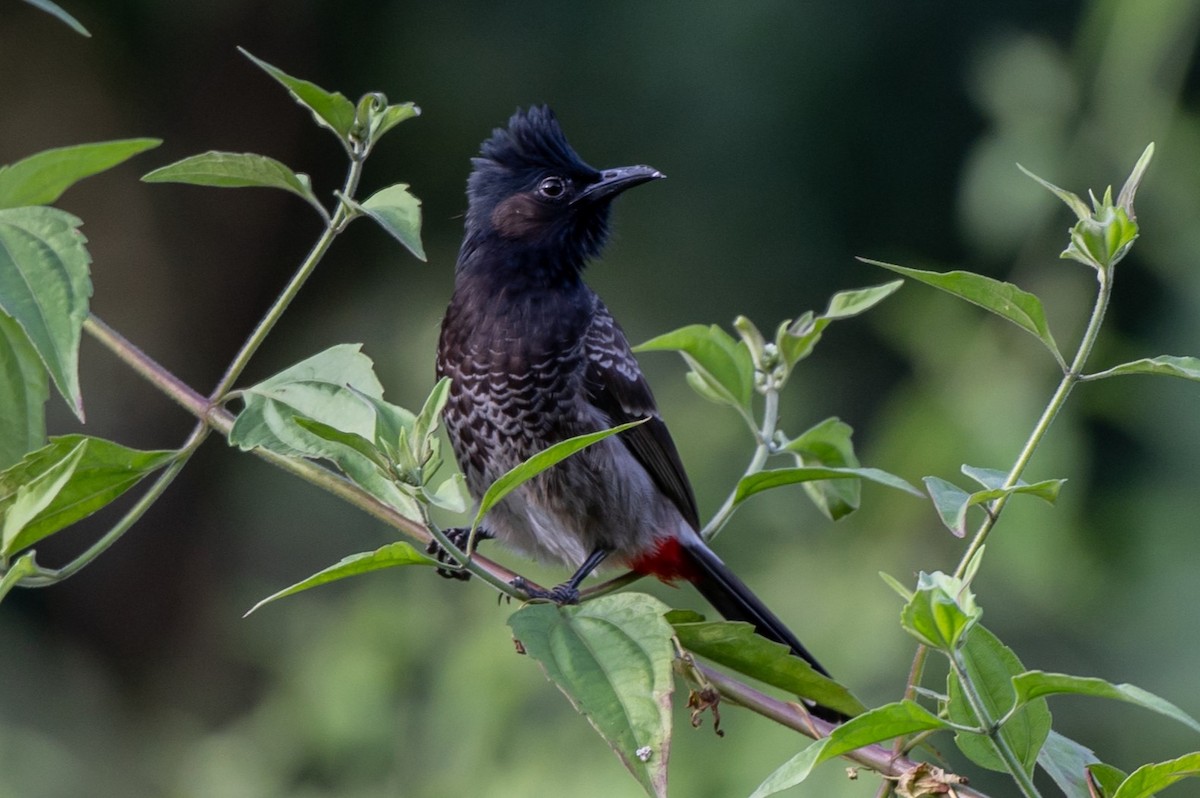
[463,106,663,271]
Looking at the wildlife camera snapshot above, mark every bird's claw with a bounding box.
[426,526,492,581]
[511,577,581,605]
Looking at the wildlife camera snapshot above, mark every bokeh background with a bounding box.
[2,1,1199,796]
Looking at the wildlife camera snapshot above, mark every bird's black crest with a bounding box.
[476,105,599,179]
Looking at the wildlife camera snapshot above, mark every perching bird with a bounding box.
[436,106,842,720]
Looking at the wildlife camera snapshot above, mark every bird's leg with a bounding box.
[514,547,610,605]
[426,526,494,581]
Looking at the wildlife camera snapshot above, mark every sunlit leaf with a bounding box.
[735,466,921,508]
[244,541,435,616]
[668,615,865,718]
[239,48,357,141]
[509,593,674,798]
[0,206,91,420]
[1013,671,1200,734]
[471,419,647,531]
[0,435,175,557]
[0,139,158,207]
[352,183,425,260]
[1083,355,1200,382]
[636,324,753,410]
[862,259,1063,365]
[142,151,326,218]
[750,701,949,798]
[1112,752,1200,798]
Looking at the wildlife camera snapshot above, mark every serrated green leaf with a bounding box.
[1112,752,1200,798]
[244,541,435,616]
[239,48,357,142]
[947,626,1051,776]
[1037,730,1104,798]
[1013,671,1200,734]
[734,466,921,509]
[228,344,422,520]
[509,593,674,798]
[21,0,90,36]
[472,419,647,531]
[1084,355,1200,382]
[749,700,949,798]
[635,324,753,410]
[783,417,860,520]
[349,183,426,261]
[862,259,1064,365]
[670,618,865,718]
[0,139,158,208]
[0,313,47,468]
[0,435,175,557]
[142,151,326,218]
[0,206,91,420]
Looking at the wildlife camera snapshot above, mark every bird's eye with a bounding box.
[537,176,567,200]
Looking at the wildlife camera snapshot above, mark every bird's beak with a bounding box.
[573,165,664,205]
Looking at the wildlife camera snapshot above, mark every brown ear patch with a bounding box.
[491,192,547,239]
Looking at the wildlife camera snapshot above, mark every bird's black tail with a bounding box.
[680,538,848,722]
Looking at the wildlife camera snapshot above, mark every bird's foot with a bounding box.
[426,526,492,581]
[511,577,581,605]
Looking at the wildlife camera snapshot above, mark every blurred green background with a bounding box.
[3,1,1200,796]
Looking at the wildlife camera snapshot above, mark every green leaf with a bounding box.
[635,324,753,410]
[509,593,675,798]
[349,183,426,261]
[367,102,420,145]
[1012,671,1200,734]
[861,259,1064,365]
[0,206,92,420]
[142,151,326,218]
[0,139,158,208]
[750,701,949,798]
[1038,730,1104,798]
[1084,355,1200,382]
[423,471,469,513]
[900,571,981,652]
[775,281,904,370]
[924,472,1065,537]
[228,344,422,520]
[471,419,648,531]
[1116,143,1154,219]
[1017,163,1092,221]
[1112,752,1200,798]
[292,417,389,471]
[734,466,921,508]
[244,541,435,616]
[20,0,90,36]
[239,48,357,142]
[670,617,865,718]
[783,417,861,520]
[0,313,48,468]
[0,435,175,557]
[1090,764,1129,797]
[947,626,1051,776]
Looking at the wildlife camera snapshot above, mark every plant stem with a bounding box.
[208,155,365,400]
[701,385,779,542]
[947,649,1042,797]
[953,266,1113,579]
